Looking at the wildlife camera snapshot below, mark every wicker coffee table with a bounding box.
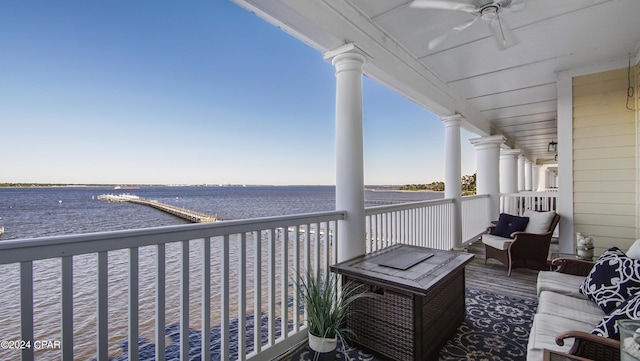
[330,244,474,361]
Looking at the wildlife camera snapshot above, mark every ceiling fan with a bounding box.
[410,0,593,50]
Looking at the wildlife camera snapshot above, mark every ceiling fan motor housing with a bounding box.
[473,0,512,10]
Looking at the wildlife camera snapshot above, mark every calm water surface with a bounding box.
[0,186,442,360]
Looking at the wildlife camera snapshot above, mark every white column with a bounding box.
[532,164,540,191]
[324,44,367,262]
[442,114,463,250]
[500,149,521,194]
[517,154,525,192]
[525,159,533,191]
[538,165,548,191]
[469,135,505,220]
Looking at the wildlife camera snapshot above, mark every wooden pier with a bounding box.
[98,194,217,223]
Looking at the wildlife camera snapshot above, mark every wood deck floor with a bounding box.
[465,240,540,300]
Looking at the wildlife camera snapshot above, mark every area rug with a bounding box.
[438,288,537,361]
[95,288,536,361]
[288,288,537,361]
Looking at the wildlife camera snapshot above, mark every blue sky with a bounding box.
[1,1,477,185]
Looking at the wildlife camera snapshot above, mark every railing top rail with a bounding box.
[365,197,454,215]
[500,191,558,197]
[0,210,346,264]
[460,194,490,201]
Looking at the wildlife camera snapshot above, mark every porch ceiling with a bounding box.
[232,0,640,164]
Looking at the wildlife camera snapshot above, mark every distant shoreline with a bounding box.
[368,187,442,193]
[1,184,444,192]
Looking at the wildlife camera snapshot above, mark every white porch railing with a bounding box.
[364,195,492,252]
[3,197,495,361]
[461,194,492,244]
[0,211,344,361]
[500,191,558,216]
[365,199,455,252]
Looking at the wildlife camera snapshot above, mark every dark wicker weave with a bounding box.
[331,245,473,361]
[550,257,595,277]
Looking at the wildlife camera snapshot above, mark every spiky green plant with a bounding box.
[297,270,371,347]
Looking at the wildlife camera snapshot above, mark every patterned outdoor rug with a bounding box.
[288,288,537,361]
[95,288,536,361]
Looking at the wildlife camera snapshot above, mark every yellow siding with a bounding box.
[573,67,637,252]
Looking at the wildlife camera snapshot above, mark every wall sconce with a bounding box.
[548,140,557,153]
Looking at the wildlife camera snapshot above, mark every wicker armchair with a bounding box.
[483,211,560,276]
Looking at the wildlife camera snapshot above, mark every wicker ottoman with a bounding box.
[331,244,473,361]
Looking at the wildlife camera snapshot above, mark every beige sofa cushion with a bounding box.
[526,313,595,361]
[481,233,512,250]
[537,291,604,325]
[627,239,640,260]
[536,271,585,298]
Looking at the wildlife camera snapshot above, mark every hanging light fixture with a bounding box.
[548,140,557,153]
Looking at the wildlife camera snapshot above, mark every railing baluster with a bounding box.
[202,238,211,361]
[156,244,166,361]
[389,211,393,244]
[322,222,329,274]
[221,235,229,359]
[238,233,247,360]
[280,227,289,339]
[293,226,300,333]
[376,214,381,250]
[129,247,139,361]
[313,224,320,278]
[253,231,262,354]
[97,252,108,361]
[303,224,310,275]
[332,221,338,265]
[61,256,73,361]
[20,261,34,361]
[180,241,189,361]
[268,229,276,345]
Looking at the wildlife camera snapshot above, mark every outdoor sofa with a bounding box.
[527,240,640,360]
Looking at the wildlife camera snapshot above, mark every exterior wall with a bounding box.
[572,67,637,253]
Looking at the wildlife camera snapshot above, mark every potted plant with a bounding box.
[297,270,371,357]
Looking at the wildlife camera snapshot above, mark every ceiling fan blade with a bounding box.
[410,0,477,13]
[428,17,478,49]
[489,17,517,49]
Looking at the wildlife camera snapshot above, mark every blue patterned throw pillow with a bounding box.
[592,291,640,340]
[580,247,640,314]
[491,213,529,239]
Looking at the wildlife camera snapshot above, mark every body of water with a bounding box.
[0,185,442,241]
[0,185,442,360]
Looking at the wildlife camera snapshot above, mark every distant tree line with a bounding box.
[400,182,444,192]
[399,173,476,196]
